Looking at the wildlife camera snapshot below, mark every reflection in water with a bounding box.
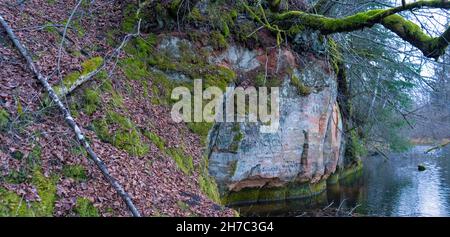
[234,145,450,217]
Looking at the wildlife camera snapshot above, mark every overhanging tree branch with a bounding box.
[265,0,450,59]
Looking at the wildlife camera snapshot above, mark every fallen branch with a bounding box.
[425,141,450,154]
[374,147,390,161]
[0,14,141,217]
[58,17,143,97]
[58,66,104,97]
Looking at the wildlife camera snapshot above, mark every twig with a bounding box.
[56,0,83,78]
[322,201,334,211]
[348,204,361,216]
[425,141,450,153]
[335,198,347,216]
[0,14,141,217]
[374,147,390,161]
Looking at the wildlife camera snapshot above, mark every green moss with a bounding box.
[81,57,103,75]
[62,164,87,182]
[92,112,149,157]
[168,0,183,17]
[345,129,367,162]
[111,129,149,157]
[254,73,266,87]
[1,169,58,216]
[56,57,104,96]
[210,31,228,50]
[100,78,113,92]
[287,24,305,36]
[142,80,149,98]
[0,188,30,216]
[74,197,99,217]
[327,172,340,185]
[198,172,221,203]
[31,169,58,216]
[11,151,24,160]
[234,132,244,142]
[223,180,327,205]
[229,9,238,20]
[229,130,244,152]
[143,130,166,150]
[269,0,281,11]
[29,145,42,164]
[92,119,110,142]
[221,20,231,38]
[167,147,194,175]
[70,144,87,157]
[110,91,124,107]
[16,100,23,117]
[291,75,311,96]
[234,21,258,43]
[83,89,101,115]
[62,71,81,88]
[327,37,343,74]
[338,162,363,182]
[176,200,190,211]
[187,122,213,143]
[125,36,157,59]
[5,170,28,184]
[187,7,203,22]
[149,71,177,105]
[121,58,150,81]
[121,4,141,32]
[229,160,238,176]
[0,108,9,131]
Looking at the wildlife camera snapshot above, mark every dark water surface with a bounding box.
[234,145,450,217]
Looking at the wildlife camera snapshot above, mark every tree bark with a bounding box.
[0,14,141,217]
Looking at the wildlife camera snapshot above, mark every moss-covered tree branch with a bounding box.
[271,0,450,59]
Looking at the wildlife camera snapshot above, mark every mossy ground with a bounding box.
[73,197,99,217]
[198,158,221,204]
[62,164,87,182]
[0,169,57,217]
[142,129,194,175]
[0,108,10,131]
[92,111,149,157]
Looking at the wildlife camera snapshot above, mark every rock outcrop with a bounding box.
[152,34,355,205]
[207,46,348,205]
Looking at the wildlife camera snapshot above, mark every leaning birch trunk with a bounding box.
[0,15,141,217]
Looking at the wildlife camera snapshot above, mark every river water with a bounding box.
[234,145,450,217]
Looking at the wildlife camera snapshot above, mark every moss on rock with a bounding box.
[223,180,327,205]
[291,74,311,96]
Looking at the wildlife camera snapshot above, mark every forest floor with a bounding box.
[0,0,234,217]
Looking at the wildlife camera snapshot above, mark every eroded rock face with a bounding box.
[207,48,346,204]
[153,35,348,205]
